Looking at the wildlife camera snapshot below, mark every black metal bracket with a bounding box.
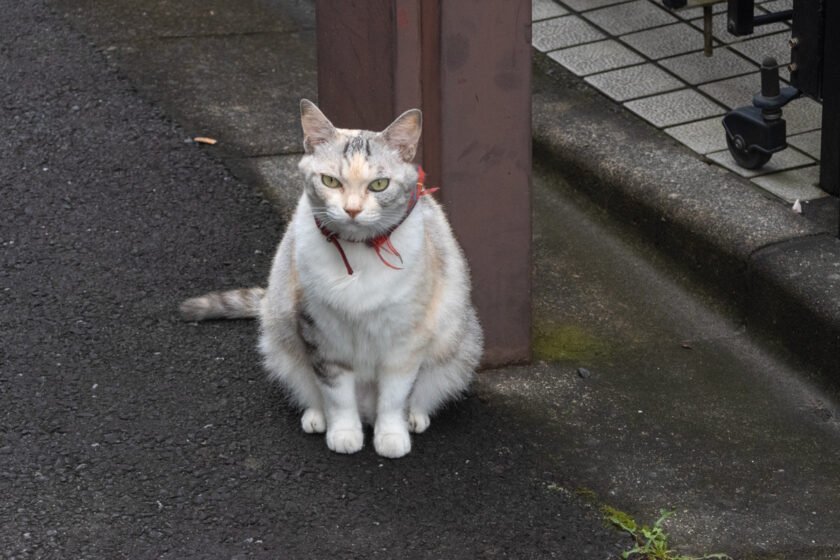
[727,0,793,36]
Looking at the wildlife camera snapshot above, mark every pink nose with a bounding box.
[345,208,361,219]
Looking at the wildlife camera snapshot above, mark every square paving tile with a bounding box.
[585,63,684,101]
[787,130,821,159]
[620,22,708,59]
[692,11,790,44]
[699,73,762,109]
[582,0,677,35]
[559,0,629,11]
[729,32,792,80]
[533,0,569,21]
[706,146,814,178]
[659,48,757,85]
[750,165,826,202]
[532,15,605,52]
[665,116,729,154]
[783,96,823,135]
[548,39,644,76]
[624,88,725,127]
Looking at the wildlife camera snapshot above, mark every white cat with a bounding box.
[180,100,483,458]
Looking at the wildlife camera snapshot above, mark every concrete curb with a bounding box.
[531,53,840,381]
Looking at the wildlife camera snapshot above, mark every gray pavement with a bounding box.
[3,0,840,559]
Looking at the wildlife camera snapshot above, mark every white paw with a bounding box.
[301,408,326,434]
[326,428,364,454]
[408,410,430,434]
[374,431,412,458]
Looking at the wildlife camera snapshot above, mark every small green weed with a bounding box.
[602,506,731,560]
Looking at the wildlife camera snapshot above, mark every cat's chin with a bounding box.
[334,221,389,242]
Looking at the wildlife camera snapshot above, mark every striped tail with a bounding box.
[179,287,266,321]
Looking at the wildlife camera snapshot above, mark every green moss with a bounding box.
[602,505,639,534]
[574,486,599,504]
[533,323,610,362]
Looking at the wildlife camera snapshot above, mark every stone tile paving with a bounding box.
[532,15,604,51]
[585,63,684,101]
[620,22,706,59]
[547,39,643,76]
[625,88,725,127]
[581,0,677,35]
[532,0,828,202]
[787,130,821,159]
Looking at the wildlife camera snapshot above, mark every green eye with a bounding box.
[321,175,341,188]
[368,178,390,192]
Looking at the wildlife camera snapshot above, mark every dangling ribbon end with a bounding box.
[369,236,404,270]
[315,216,354,275]
[374,245,404,270]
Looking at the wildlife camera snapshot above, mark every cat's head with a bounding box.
[297,99,422,242]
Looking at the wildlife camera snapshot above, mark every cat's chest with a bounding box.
[293,208,426,314]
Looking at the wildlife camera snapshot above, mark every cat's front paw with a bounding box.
[408,410,430,433]
[326,428,364,454]
[374,430,412,458]
[301,408,326,433]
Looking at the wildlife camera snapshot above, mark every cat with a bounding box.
[180,99,483,458]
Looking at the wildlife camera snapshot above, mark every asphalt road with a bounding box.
[0,3,628,558]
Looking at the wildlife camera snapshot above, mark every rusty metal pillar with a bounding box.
[315,0,532,366]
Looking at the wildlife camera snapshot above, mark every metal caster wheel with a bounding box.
[726,133,772,170]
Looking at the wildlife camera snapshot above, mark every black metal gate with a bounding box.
[721,0,839,235]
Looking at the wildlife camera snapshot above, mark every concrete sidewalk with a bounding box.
[533,51,840,383]
[8,0,840,558]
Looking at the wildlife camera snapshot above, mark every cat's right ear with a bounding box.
[300,99,336,154]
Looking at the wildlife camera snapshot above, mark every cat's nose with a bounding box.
[345,208,361,219]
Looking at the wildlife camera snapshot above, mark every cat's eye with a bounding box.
[321,174,341,188]
[368,178,390,192]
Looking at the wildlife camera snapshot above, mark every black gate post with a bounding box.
[819,0,840,238]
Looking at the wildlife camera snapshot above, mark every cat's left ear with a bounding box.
[383,109,422,162]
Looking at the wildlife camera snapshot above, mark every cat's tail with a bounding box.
[179,287,265,321]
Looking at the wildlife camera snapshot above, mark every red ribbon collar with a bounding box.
[313,166,437,276]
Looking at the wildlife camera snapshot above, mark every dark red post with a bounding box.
[316,0,532,366]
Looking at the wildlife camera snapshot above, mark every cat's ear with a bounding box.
[383,109,422,162]
[300,99,336,154]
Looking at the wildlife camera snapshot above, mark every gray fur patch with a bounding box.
[296,309,349,386]
[343,135,369,157]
